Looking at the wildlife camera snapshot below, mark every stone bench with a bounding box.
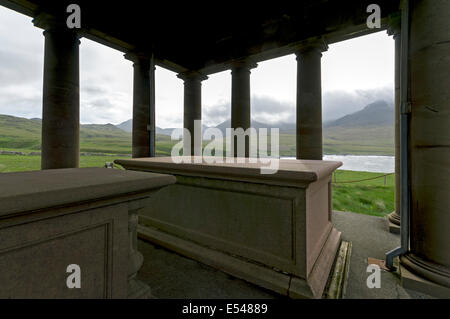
[115,157,342,298]
[0,167,175,298]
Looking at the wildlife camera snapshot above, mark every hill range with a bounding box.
[0,100,394,156]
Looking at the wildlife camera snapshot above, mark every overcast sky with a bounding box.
[0,6,394,128]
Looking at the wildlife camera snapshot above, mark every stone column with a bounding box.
[231,60,257,157]
[177,71,208,156]
[125,53,156,158]
[295,41,327,160]
[387,14,402,234]
[399,0,450,298]
[149,56,156,157]
[33,14,80,169]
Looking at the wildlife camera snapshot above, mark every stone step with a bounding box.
[324,240,352,299]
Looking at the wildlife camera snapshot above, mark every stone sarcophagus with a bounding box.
[0,167,175,298]
[115,157,342,298]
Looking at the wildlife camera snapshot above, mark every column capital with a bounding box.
[294,38,328,58]
[230,58,258,74]
[124,52,155,70]
[177,70,208,82]
[33,12,81,41]
[387,12,401,38]
[33,12,62,30]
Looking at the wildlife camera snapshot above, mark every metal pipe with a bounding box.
[386,0,411,270]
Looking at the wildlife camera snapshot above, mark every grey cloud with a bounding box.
[323,87,394,122]
[202,87,394,126]
[157,114,183,127]
[203,101,230,126]
[0,87,42,118]
[251,96,295,124]
[81,85,109,95]
[0,50,43,85]
[85,98,115,109]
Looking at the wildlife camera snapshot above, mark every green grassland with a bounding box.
[323,126,394,156]
[0,114,394,156]
[0,154,124,172]
[0,152,394,217]
[332,170,394,216]
[0,114,394,216]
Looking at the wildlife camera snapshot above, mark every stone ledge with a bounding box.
[325,241,352,299]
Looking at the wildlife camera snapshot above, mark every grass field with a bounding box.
[0,152,394,217]
[0,114,394,157]
[0,114,395,216]
[332,170,394,217]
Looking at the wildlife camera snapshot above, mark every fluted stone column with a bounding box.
[177,71,208,156]
[399,0,450,298]
[387,14,402,234]
[295,41,327,160]
[231,60,257,157]
[125,53,156,158]
[33,15,80,169]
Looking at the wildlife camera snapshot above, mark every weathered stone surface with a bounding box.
[399,0,450,297]
[115,156,341,187]
[38,19,80,170]
[116,157,342,298]
[124,53,155,158]
[295,42,327,160]
[0,167,175,216]
[231,61,257,157]
[0,168,176,298]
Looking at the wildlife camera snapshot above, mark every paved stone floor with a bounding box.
[137,238,281,299]
[332,211,432,299]
[137,211,433,299]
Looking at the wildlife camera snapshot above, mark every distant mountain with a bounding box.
[116,119,178,136]
[0,100,395,157]
[324,100,393,128]
[116,119,132,132]
[157,127,178,136]
[0,114,131,153]
[80,123,129,139]
[215,119,295,135]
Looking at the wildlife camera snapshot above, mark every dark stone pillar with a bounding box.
[231,60,257,157]
[177,71,207,156]
[34,15,80,169]
[125,53,156,158]
[149,57,156,157]
[295,41,327,160]
[387,14,402,234]
[399,0,450,298]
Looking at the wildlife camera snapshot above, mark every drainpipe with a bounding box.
[386,0,411,270]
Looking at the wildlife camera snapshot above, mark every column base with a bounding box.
[400,254,450,298]
[128,278,153,299]
[385,211,400,234]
